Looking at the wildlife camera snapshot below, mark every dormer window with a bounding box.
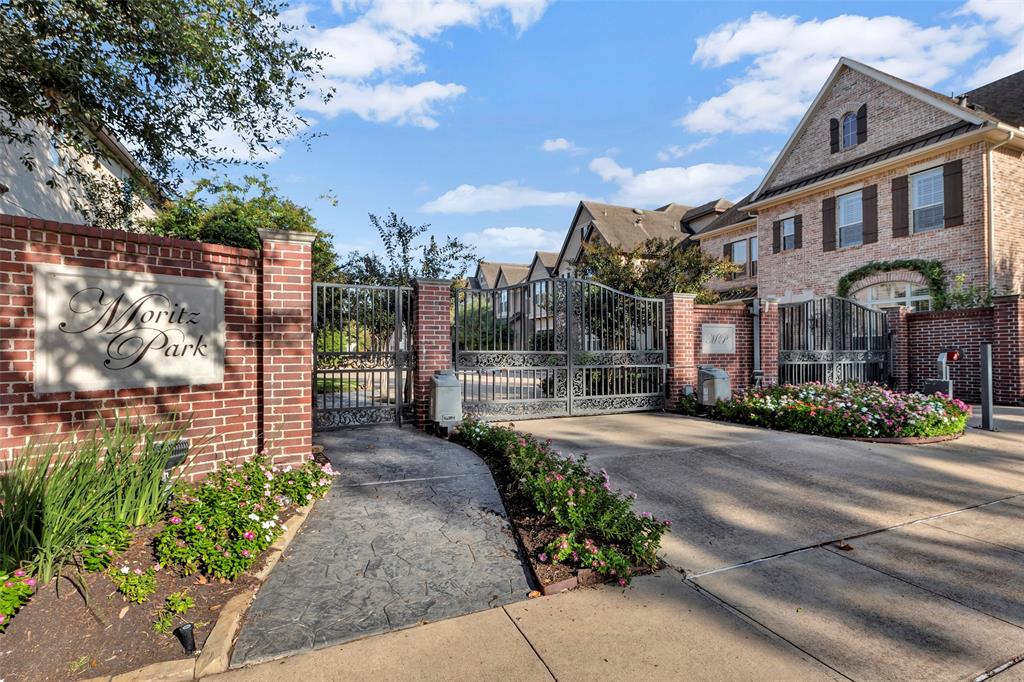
[841,112,858,149]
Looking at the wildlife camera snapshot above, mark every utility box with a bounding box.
[430,369,463,427]
[698,365,730,405]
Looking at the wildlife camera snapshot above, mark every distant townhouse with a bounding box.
[696,58,1024,310]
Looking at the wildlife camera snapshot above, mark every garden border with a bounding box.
[81,503,315,682]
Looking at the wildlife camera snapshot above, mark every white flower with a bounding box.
[120,566,130,574]
[248,513,260,521]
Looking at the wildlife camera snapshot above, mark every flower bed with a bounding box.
[700,383,970,440]
[454,419,668,590]
[0,415,337,681]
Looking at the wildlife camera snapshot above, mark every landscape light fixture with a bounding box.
[175,622,196,655]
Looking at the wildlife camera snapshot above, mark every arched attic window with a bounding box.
[841,112,858,149]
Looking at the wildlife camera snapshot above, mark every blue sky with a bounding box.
[227,0,1024,264]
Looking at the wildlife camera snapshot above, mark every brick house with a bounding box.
[695,58,1024,310]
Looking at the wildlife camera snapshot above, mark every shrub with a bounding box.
[109,565,157,604]
[676,392,701,416]
[456,420,669,584]
[710,383,970,439]
[81,520,133,573]
[0,415,191,583]
[155,456,335,580]
[153,590,195,634]
[0,570,35,632]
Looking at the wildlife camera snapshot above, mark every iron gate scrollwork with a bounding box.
[313,283,414,429]
[453,277,666,421]
[778,296,890,385]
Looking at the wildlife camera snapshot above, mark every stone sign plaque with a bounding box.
[701,323,736,354]
[34,264,225,392]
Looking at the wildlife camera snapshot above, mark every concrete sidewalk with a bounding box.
[214,572,838,682]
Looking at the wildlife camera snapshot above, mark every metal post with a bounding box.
[981,341,995,431]
[750,298,762,386]
[394,287,403,426]
[566,278,574,416]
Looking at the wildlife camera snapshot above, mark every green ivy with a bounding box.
[836,259,948,309]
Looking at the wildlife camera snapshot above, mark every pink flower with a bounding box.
[243,531,256,540]
[0,614,6,623]
[538,552,548,562]
[195,523,205,531]
[13,569,25,577]
[617,578,627,587]
[24,578,35,587]
[241,550,251,558]
[133,568,143,575]
[223,551,231,558]
[169,516,182,525]
[3,581,12,588]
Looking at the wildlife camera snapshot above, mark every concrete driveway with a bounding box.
[512,409,1024,681]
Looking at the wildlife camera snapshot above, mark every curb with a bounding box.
[83,504,314,682]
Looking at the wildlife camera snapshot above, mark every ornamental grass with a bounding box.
[706,383,971,439]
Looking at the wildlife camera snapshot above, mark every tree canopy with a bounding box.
[578,237,739,303]
[0,0,328,191]
[147,176,342,283]
[339,212,476,287]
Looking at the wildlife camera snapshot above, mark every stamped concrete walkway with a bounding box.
[231,426,533,667]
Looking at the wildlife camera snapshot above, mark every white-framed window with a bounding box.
[841,112,858,149]
[851,282,931,312]
[911,167,944,232]
[781,217,796,251]
[728,239,748,279]
[749,236,758,276]
[837,191,863,248]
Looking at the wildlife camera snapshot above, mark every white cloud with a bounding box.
[680,12,989,134]
[541,137,583,153]
[656,138,714,161]
[284,1,550,130]
[588,157,762,207]
[463,226,564,261]
[421,180,585,213]
[959,0,1024,86]
[305,80,466,128]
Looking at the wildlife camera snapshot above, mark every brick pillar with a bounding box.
[258,229,314,467]
[885,306,911,392]
[664,293,697,400]
[993,294,1023,405]
[759,298,779,386]
[413,278,453,428]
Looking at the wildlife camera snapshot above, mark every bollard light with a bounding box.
[175,622,196,655]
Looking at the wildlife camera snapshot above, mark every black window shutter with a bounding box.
[862,184,878,243]
[943,159,964,227]
[892,176,910,237]
[772,220,781,253]
[856,104,868,144]
[822,197,836,251]
[829,118,840,154]
[723,242,730,259]
[794,214,803,249]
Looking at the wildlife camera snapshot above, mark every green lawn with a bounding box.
[315,377,362,392]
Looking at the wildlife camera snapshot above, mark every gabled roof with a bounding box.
[697,193,756,235]
[682,198,734,223]
[965,69,1024,128]
[553,200,691,272]
[475,260,521,288]
[751,57,993,203]
[528,250,558,279]
[496,263,529,286]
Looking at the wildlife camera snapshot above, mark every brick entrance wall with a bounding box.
[0,216,313,480]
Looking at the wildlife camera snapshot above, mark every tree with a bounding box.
[578,237,739,303]
[147,175,343,283]
[1,0,328,191]
[339,212,476,287]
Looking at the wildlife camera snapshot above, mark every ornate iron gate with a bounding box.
[452,278,666,420]
[778,296,890,384]
[313,283,414,429]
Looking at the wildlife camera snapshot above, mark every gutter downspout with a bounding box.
[986,129,1016,292]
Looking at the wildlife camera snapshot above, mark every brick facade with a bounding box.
[757,143,987,302]
[0,216,313,480]
[700,225,758,293]
[768,67,962,189]
[412,279,454,426]
[992,146,1024,294]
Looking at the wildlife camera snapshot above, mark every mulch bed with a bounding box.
[1,525,258,682]
[462,434,657,595]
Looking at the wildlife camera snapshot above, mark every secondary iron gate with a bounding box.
[778,296,890,384]
[452,278,666,420]
[313,283,414,429]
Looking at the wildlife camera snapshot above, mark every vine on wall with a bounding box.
[836,259,948,308]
